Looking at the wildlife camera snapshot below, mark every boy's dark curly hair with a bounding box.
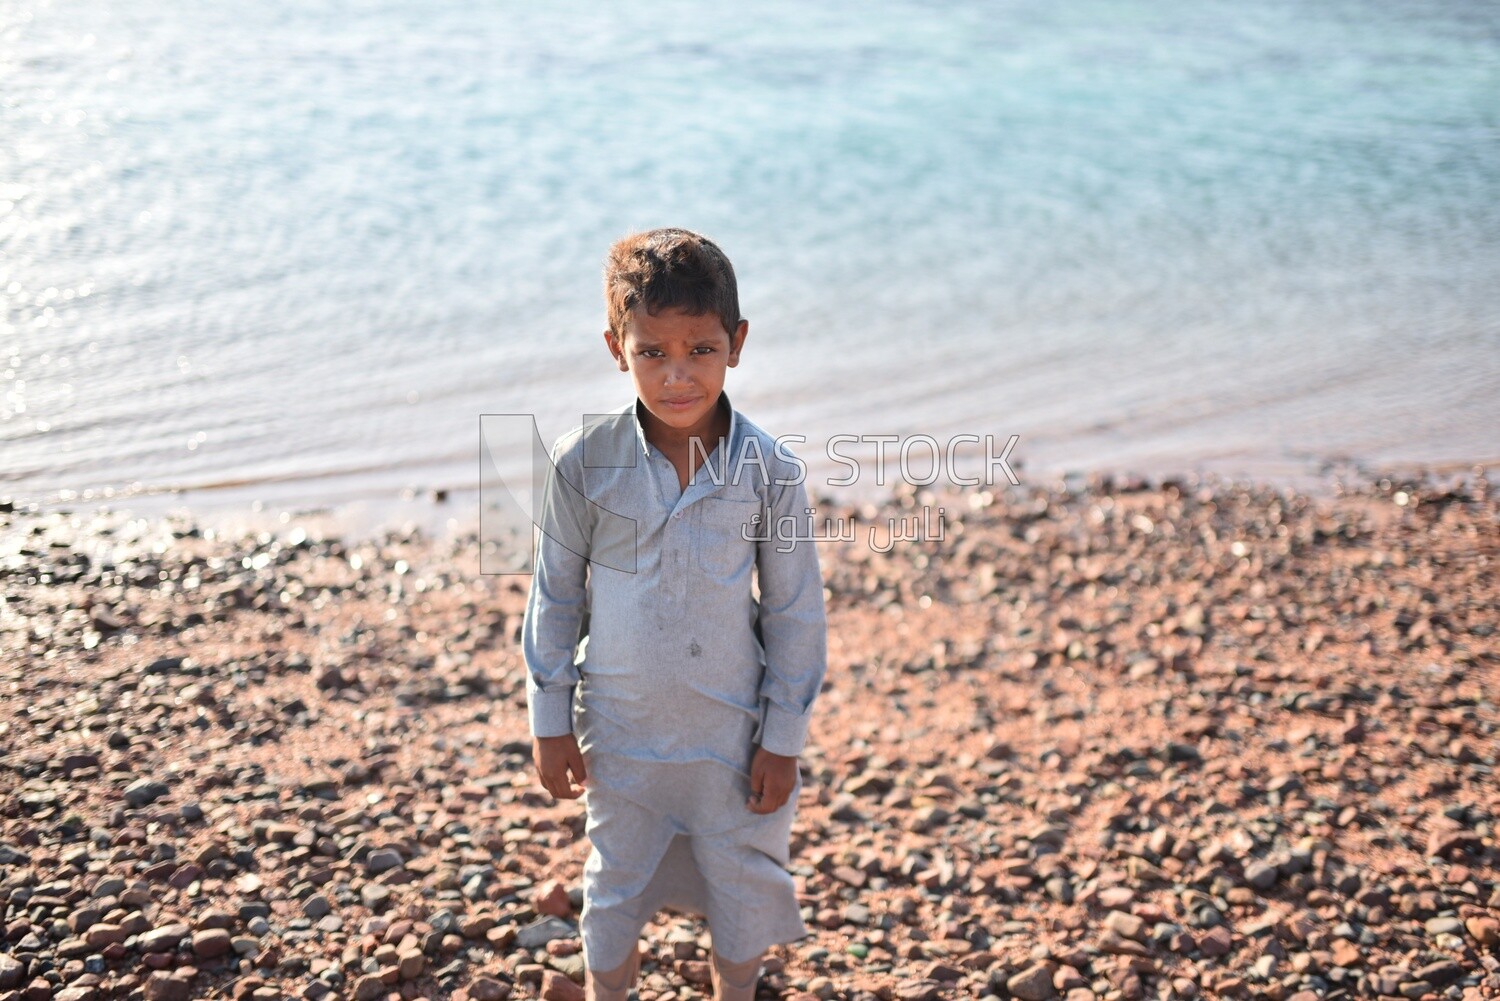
[604,228,741,340]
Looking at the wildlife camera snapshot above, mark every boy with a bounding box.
[521,228,828,1001]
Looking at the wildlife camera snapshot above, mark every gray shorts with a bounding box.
[577,772,809,970]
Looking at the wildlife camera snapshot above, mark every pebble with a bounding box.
[124,779,171,808]
[139,923,190,953]
[1103,911,1146,942]
[192,928,232,959]
[398,950,425,980]
[360,885,391,912]
[533,880,573,918]
[1197,927,1233,958]
[143,972,192,1001]
[0,956,24,990]
[1425,916,1464,937]
[469,977,512,1000]
[516,916,577,950]
[540,970,584,1001]
[351,974,384,1001]
[1006,964,1057,1001]
[4,474,1494,1001]
[1244,861,1278,890]
[1466,916,1499,947]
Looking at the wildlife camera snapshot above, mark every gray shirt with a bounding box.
[521,391,828,776]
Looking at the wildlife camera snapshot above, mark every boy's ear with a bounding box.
[727,320,749,367]
[603,329,629,371]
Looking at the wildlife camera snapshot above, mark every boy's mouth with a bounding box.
[660,397,699,410]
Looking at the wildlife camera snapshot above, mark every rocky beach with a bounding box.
[1,470,1496,1001]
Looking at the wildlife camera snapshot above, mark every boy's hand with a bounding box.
[748,746,799,814]
[533,734,588,800]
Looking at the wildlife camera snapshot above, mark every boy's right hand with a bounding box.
[533,734,588,800]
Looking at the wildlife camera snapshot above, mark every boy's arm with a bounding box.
[521,441,592,738]
[753,473,828,757]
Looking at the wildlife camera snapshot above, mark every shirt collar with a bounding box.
[630,391,738,471]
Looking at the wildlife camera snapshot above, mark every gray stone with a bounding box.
[549,953,585,982]
[92,876,126,898]
[1245,861,1278,890]
[516,915,576,949]
[1424,916,1464,937]
[124,779,170,808]
[361,884,392,912]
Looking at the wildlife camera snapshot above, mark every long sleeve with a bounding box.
[753,473,828,756]
[521,439,592,738]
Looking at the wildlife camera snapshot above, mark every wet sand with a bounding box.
[1,468,1496,1001]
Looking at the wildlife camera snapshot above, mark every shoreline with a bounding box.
[1,468,1496,1001]
[5,447,1491,551]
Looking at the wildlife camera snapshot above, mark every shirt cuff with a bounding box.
[758,699,811,757]
[529,684,576,738]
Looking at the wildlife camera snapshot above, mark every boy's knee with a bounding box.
[583,861,656,908]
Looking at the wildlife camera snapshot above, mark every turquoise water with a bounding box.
[3,0,1497,529]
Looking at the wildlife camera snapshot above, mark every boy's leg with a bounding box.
[689,776,807,969]
[690,835,803,999]
[579,785,676,974]
[586,943,641,1001]
[709,947,763,1001]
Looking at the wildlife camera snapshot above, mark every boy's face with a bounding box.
[604,306,748,442]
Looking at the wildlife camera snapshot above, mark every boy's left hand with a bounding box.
[748,746,799,814]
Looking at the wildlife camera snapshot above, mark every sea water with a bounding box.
[3,0,1497,534]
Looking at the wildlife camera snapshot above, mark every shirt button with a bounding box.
[673,511,682,519]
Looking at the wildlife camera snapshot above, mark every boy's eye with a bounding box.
[637,347,715,357]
